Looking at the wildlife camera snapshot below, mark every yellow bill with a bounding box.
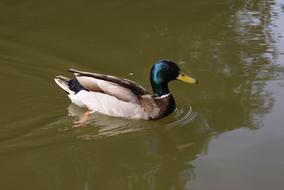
[177,72,198,84]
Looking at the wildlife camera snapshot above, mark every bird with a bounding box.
[54,60,197,121]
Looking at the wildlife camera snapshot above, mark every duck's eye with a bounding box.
[182,74,185,76]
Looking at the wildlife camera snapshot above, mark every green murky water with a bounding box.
[1,0,284,189]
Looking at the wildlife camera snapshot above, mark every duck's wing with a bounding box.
[69,68,150,103]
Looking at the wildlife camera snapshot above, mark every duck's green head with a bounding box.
[150,60,197,96]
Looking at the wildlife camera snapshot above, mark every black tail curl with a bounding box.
[68,79,88,93]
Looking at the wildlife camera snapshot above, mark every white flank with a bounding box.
[69,90,151,120]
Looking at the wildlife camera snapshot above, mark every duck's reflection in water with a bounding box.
[67,104,198,140]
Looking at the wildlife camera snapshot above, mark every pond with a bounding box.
[0,0,284,189]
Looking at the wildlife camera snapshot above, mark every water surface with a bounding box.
[0,0,284,189]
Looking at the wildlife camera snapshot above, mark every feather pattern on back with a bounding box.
[69,68,149,96]
[75,76,139,103]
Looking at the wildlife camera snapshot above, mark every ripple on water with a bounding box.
[65,104,197,140]
[166,105,198,129]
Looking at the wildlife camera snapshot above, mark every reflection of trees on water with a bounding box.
[59,0,278,189]
[121,0,277,189]
[188,0,276,131]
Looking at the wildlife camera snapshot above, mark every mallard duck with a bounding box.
[54,60,197,120]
